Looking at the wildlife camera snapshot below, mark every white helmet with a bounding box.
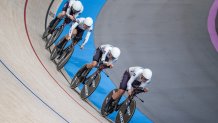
[72,1,83,12]
[111,47,121,59]
[142,69,152,80]
[84,17,93,27]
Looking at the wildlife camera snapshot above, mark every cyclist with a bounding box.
[79,44,121,73]
[106,66,152,108]
[56,17,93,51]
[48,0,83,29]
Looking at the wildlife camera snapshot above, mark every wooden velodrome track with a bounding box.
[0,0,108,122]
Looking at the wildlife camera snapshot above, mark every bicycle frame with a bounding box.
[115,88,144,123]
[80,64,110,99]
[116,88,144,111]
[56,17,71,30]
[84,64,109,83]
[91,64,107,78]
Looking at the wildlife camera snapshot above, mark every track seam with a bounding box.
[0,60,70,123]
[23,0,102,122]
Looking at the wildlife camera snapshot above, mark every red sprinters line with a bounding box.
[23,0,102,122]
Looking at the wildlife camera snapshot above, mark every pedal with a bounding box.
[81,80,85,84]
[115,104,121,111]
[111,101,116,106]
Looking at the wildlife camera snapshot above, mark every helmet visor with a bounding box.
[141,75,148,82]
[109,52,116,60]
[72,8,79,13]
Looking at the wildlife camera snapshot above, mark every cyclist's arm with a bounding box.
[73,13,79,19]
[140,79,149,87]
[138,79,151,93]
[110,58,118,64]
[66,0,73,16]
[144,88,149,92]
[66,8,71,16]
[100,47,110,63]
[127,76,136,91]
[81,29,92,47]
[127,70,142,90]
[74,6,83,18]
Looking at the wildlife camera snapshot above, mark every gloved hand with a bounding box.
[80,45,84,49]
[128,89,132,96]
[109,64,113,68]
[134,87,146,94]
[103,62,113,68]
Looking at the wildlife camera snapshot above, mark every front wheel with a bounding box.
[50,46,60,60]
[115,98,136,123]
[70,65,91,89]
[101,89,119,116]
[80,73,101,100]
[56,46,74,70]
[42,27,50,39]
[45,26,64,49]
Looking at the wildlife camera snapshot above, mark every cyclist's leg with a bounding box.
[113,70,130,99]
[57,25,77,49]
[49,1,68,28]
[105,88,125,108]
[57,36,68,49]
[78,61,97,78]
[71,29,80,46]
[86,47,102,69]
[76,64,92,78]
[113,89,126,111]
[112,89,125,101]
[58,11,66,18]
[106,70,130,107]
[78,47,101,76]
[86,61,97,69]
[75,41,99,76]
[73,27,84,45]
[49,13,62,28]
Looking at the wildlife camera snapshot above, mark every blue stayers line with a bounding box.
[54,0,153,123]
[0,60,70,123]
